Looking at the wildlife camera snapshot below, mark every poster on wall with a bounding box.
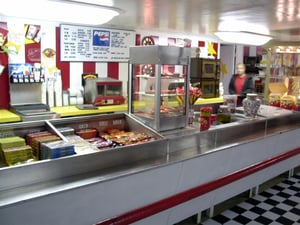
[60,24,135,62]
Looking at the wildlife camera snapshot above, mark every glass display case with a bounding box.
[129,46,191,131]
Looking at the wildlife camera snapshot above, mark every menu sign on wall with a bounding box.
[60,24,135,62]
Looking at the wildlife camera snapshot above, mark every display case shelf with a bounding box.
[129,46,191,132]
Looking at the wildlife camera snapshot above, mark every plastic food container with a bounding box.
[217,105,231,123]
[223,95,237,113]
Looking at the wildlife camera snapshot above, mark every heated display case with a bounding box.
[128,46,191,131]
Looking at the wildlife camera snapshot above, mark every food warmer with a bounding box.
[84,77,125,106]
[129,46,191,131]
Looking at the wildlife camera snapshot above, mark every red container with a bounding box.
[76,128,98,139]
[200,116,210,131]
[210,114,217,126]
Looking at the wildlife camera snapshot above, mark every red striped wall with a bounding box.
[56,27,70,91]
[0,23,220,108]
[83,62,96,74]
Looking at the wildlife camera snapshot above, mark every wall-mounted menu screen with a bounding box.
[60,24,135,62]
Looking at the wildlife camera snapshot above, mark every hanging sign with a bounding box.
[60,24,135,62]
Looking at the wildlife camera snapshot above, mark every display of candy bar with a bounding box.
[2,145,34,166]
[31,135,61,160]
[65,135,99,154]
[26,131,52,146]
[75,128,98,139]
[40,140,75,160]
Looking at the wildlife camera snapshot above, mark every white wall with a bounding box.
[220,45,235,94]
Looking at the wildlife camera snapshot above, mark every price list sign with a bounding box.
[60,24,135,62]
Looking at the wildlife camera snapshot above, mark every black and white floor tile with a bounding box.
[200,173,300,225]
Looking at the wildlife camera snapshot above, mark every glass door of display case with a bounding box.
[128,46,191,131]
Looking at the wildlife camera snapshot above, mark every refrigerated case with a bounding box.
[128,46,191,131]
[0,113,166,168]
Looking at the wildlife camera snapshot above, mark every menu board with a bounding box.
[60,24,135,62]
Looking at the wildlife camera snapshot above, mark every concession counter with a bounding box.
[0,107,299,225]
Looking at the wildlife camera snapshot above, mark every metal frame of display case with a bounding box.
[128,46,191,131]
[0,113,167,190]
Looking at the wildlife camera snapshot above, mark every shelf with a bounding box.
[0,110,21,123]
[51,102,146,118]
[134,92,183,97]
[136,74,183,79]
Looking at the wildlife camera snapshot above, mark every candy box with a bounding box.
[31,135,60,159]
[76,128,98,139]
[3,145,33,166]
[40,141,75,160]
[26,131,52,146]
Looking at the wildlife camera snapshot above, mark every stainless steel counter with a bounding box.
[0,107,299,225]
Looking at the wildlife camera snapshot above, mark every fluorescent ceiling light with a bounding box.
[0,0,121,25]
[214,31,272,46]
[218,20,270,35]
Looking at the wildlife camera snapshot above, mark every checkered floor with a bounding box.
[200,173,300,225]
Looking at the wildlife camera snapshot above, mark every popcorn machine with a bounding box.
[84,78,125,106]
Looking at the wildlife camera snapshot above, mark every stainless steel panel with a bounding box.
[0,138,167,192]
[266,113,300,135]
[214,119,267,147]
[168,131,216,154]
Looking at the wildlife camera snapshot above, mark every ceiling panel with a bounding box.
[104,0,300,42]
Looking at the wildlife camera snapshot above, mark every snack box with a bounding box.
[31,135,61,159]
[0,136,26,163]
[40,140,75,159]
[3,145,34,166]
[0,136,26,150]
[75,128,98,139]
[86,137,114,149]
[26,131,52,146]
[65,135,99,154]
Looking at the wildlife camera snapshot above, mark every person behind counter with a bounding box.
[229,63,254,106]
